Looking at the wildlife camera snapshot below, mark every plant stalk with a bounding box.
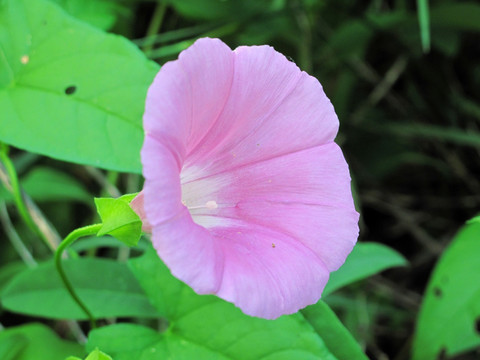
[55,223,103,329]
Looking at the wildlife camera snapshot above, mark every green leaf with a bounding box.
[0,261,27,294]
[0,323,84,360]
[22,166,91,203]
[95,196,142,246]
[1,258,159,319]
[89,245,339,360]
[0,0,159,173]
[301,301,368,360]
[0,333,28,360]
[412,222,480,359]
[323,242,407,296]
[0,166,91,204]
[87,324,165,359]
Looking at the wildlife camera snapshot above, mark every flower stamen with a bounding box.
[186,200,218,210]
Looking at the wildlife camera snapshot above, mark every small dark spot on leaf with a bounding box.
[436,348,447,360]
[433,287,442,298]
[65,85,76,95]
[475,316,480,334]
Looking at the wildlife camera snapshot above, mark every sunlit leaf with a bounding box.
[0,0,158,172]
[88,246,341,360]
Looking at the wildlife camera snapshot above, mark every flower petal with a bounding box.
[183,142,359,272]
[143,38,234,155]
[140,38,359,319]
[183,44,339,183]
[209,219,330,319]
[141,135,183,226]
[151,207,224,294]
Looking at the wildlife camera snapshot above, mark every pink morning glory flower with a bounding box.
[132,38,359,319]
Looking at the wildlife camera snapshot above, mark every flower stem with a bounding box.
[54,223,103,329]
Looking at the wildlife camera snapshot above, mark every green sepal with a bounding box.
[65,348,112,360]
[94,194,141,247]
[86,348,112,360]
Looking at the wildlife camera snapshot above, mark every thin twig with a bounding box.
[0,202,37,267]
[292,0,313,72]
[0,159,61,250]
[84,166,121,198]
[369,276,421,310]
[368,56,408,106]
[362,192,443,255]
[142,1,168,56]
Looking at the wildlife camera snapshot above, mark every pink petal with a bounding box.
[151,207,224,294]
[212,220,330,319]
[184,142,359,272]
[182,44,339,181]
[141,135,183,226]
[141,38,360,319]
[143,38,234,155]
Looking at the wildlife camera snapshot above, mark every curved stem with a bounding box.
[55,223,102,329]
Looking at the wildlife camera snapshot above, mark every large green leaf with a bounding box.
[412,221,480,359]
[0,261,27,295]
[323,242,407,296]
[0,0,159,173]
[88,246,339,360]
[1,257,160,319]
[0,323,84,360]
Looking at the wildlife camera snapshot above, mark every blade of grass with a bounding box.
[381,123,480,148]
[417,0,431,53]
